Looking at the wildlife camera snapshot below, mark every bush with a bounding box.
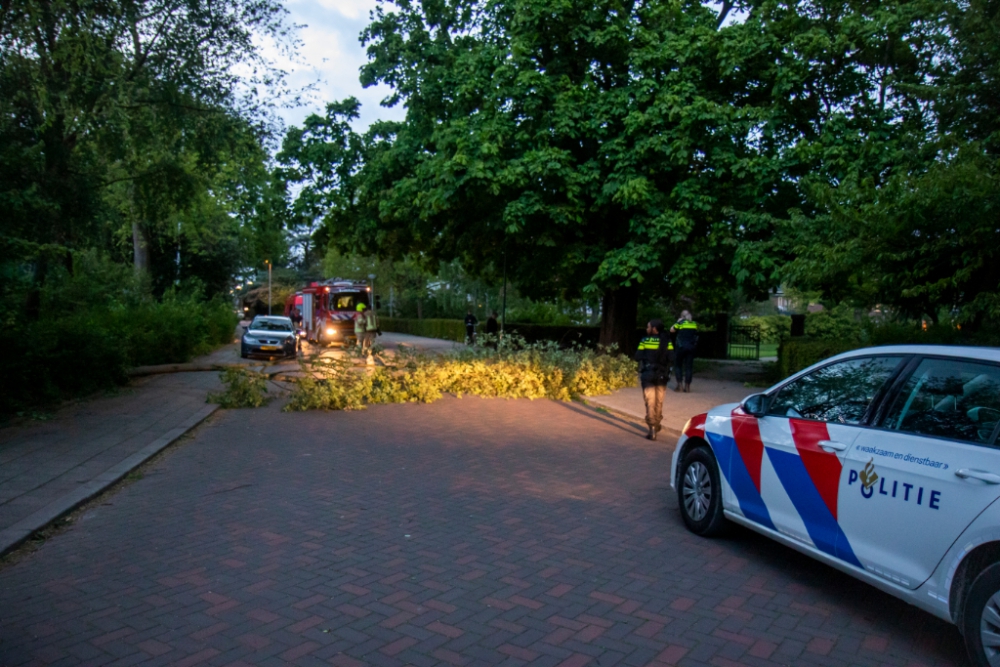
[284,335,637,411]
[0,295,238,414]
[208,367,269,408]
[777,321,1000,379]
[379,317,466,342]
[777,339,858,379]
[741,315,791,343]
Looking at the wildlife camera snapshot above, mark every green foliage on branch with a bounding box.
[284,338,636,412]
[209,368,269,409]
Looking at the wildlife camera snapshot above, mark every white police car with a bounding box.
[670,346,1000,666]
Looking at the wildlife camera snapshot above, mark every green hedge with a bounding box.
[778,323,1000,380]
[380,317,608,348]
[777,338,858,378]
[379,317,467,342]
[0,298,237,414]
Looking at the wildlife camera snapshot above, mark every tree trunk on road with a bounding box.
[599,284,639,352]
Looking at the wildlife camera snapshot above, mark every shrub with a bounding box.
[379,317,466,342]
[741,315,791,343]
[777,321,1000,379]
[777,339,858,379]
[0,295,238,414]
[208,367,269,408]
[284,335,637,411]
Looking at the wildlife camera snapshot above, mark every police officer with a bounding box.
[634,319,672,440]
[670,310,699,392]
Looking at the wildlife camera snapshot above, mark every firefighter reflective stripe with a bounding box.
[637,336,660,350]
[675,320,698,330]
[668,342,675,350]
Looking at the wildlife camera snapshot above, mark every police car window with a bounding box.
[767,357,902,424]
[883,359,1000,445]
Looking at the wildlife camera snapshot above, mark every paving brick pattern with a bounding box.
[0,372,221,531]
[0,397,967,666]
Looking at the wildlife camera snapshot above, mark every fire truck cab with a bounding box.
[284,279,371,346]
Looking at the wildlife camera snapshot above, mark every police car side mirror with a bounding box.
[742,393,768,418]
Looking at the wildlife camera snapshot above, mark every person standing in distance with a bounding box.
[634,319,672,440]
[464,307,479,345]
[670,310,699,392]
[354,303,370,353]
[485,310,500,347]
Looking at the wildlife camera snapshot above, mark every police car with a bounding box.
[670,346,1000,666]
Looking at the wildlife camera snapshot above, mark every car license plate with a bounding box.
[261,345,280,351]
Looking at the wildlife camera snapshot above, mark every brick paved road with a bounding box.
[0,397,967,666]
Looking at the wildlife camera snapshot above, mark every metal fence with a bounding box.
[728,325,761,360]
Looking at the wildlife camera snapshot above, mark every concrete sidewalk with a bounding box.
[0,328,466,556]
[0,371,223,556]
[586,359,769,433]
[586,378,755,434]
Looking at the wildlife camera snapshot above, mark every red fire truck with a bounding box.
[284,278,372,346]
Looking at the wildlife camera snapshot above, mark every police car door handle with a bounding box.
[818,440,848,452]
[955,469,1000,484]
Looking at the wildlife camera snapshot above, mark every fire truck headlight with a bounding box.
[326,328,336,336]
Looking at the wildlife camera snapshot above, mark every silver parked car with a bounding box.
[240,316,298,359]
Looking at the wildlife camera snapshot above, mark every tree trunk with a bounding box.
[24,258,47,321]
[132,220,149,274]
[599,284,639,352]
[416,299,423,319]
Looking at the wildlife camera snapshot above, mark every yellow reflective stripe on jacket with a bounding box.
[675,320,698,330]
[637,336,660,350]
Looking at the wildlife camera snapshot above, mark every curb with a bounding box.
[580,397,683,442]
[0,403,219,557]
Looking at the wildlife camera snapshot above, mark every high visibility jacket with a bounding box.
[354,312,367,334]
[634,334,672,385]
[673,319,699,351]
[365,311,379,332]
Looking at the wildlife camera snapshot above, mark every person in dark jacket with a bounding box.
[670,310,699,392]
[464,308,479,344]
[485,310,500,347]
[485,311,499,335]
[634,319,672,440]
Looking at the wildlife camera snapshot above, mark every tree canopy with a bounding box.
[277,0,999,346]
[0,0,297,302]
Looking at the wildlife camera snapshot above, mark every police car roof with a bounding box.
[822,345,1000,365]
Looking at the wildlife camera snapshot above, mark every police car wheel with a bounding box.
[677,446,726,536]
[963,563,1000,667]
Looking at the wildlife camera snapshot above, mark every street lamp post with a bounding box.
[266,260,272,315]
[501,250,507,333]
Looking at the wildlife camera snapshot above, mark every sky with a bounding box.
[272,0,407,133]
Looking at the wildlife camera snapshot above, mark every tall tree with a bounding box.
[748,0,1000,325]
[335,0,812,347]
[0,0,295,283]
